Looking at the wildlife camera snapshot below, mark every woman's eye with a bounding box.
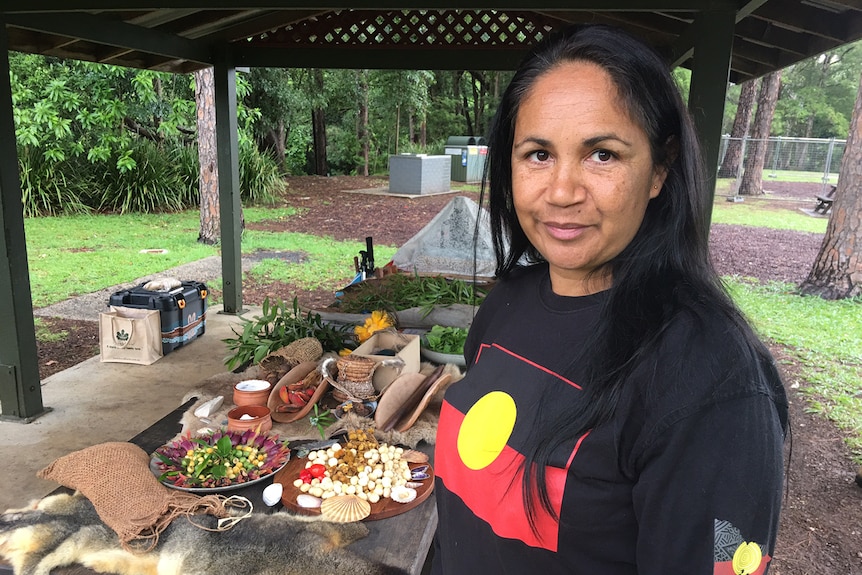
[591,149,614,162]
[529,150,550,162]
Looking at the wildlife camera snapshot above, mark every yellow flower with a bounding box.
[354,310,394,343]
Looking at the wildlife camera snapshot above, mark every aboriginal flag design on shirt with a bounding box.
[435,342,587,551]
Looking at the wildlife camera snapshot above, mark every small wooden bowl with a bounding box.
[227,405,272,433]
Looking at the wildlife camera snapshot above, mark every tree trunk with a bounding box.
[357,70,369,176]
[195,67,219,245]
[799,69,862,299]
[739,71,781,196]
[275,118,286,172]
[394,104,400,155]
[717,79,757,178]
[311,69,328,176]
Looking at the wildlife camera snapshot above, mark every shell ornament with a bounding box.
[390,485,417,504]
[320,494,372,523]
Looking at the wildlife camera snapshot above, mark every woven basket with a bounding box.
[259,337,323,382]
[320,356,379,401]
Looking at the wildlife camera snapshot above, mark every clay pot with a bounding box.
[233,379,272,407]
[227,405,272,434]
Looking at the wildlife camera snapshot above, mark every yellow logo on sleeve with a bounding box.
[732,541,763,575]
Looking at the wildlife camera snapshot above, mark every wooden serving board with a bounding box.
[273,456,434,521]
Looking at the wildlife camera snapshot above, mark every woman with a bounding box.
[432,24,789,574]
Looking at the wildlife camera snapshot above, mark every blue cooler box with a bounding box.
[108,280,207,355]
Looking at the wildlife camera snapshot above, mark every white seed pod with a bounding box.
[358,476,369,487]
[383,469,394,479]
[383,486,391,498]
[381,476,392,488]
[368,492,380,504]
[299,483,311,493]
[330,442,342,452]
[310,478,320,486]
[309,486,324,498]
[345,485,356,495]
[328,457,339,467]
[293,478,304,488]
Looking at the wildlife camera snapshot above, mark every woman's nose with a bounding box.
[546,163,586,206]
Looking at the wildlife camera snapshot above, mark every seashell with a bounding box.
[400,449,429,464]
[390,485,417,504]
[411,464,429,474]
[404,482,424,489]
[262,482,283,506]
[411,472,430,481]
[296,493,323,509]
[320,495,371,523]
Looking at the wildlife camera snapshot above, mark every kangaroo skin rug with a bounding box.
[0,493,408,575]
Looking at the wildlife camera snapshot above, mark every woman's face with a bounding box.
[511,61,666,296]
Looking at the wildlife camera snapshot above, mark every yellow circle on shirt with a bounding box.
[732,541,762,575]
[457,391,517,470]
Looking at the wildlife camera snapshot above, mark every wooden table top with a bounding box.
[0,399,437,575]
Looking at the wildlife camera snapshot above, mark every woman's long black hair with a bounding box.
[481,23,788,530]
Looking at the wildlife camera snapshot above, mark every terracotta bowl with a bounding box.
[233,379,272,407]
[227,405,272,433]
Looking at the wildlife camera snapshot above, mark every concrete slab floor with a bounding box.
[0,304,262,512]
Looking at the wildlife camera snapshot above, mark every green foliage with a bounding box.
[423,325,469,354]
[337,274,487,317]
[12,53,281,213]
[92,140,196,213]
[222,296,354,370]
[239,141,285,204]
[18,146,91,217]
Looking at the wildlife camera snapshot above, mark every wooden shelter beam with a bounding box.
[4,12,213,64]
[4,1,732,12]
[214,51,244,315]
[688,8,735,203]
[0,16,46,422]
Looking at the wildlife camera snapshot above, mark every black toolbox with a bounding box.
[108,280,207,355]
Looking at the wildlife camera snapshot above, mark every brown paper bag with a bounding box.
[99,306,163,365]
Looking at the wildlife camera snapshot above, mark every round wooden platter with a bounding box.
[272,455,434,521]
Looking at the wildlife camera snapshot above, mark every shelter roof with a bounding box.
[4,1,862,82]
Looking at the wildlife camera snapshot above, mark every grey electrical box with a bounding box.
[388,154,451,195]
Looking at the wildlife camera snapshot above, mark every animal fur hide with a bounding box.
[0,493,408,575]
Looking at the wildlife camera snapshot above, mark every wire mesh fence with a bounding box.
[718,135,845,194]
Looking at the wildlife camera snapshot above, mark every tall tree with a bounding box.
[799,69,862,299]
[194,67,219,245]
[310,69,328,175]
[356,69,370,176]
[739,70,782,196]
[718,79,757,178]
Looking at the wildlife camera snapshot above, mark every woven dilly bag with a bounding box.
[259,337,323,383]
[318,355,379,401]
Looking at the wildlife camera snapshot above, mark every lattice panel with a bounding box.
[250,10,562,49]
